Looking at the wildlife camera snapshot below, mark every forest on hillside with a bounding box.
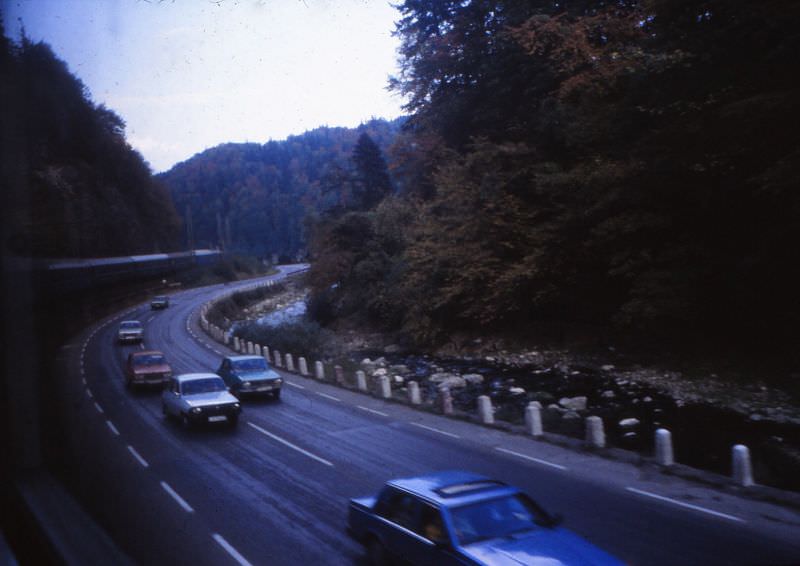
[158,119,403,258]
[307,0,800,357]
[0,23,181,258]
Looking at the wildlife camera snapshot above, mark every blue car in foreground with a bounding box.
[347,471,623,566]
[216,355,283,399]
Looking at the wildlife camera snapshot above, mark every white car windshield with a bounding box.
[181,378,226,395]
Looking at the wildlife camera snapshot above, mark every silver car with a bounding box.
[162,373,241,428]
[117,320,144,344]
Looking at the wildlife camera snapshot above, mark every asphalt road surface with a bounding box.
[55,266,800,565]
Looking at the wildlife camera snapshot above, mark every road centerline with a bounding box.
[625,487,745,523]
[357,405,389,417]
[127,445,149,468]
[316,392,341,402]
[495,447,567,471]
[409,422,460,439]
[212,533,253,566]
[160,481,194,513]
[247,422,333,467]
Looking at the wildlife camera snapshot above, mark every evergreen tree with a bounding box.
[351,132,393,210]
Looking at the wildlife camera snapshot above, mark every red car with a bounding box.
[125,350,172,388]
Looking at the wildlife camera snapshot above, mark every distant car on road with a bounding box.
[117,320,144,344]
[150,295,170,309]
[217,355,283,399]
[162,373,241,428]
[125,350,172,388]
[348,470,623,566]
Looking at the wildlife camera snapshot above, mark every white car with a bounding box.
[117,320,144,344]
[162,373,241,428]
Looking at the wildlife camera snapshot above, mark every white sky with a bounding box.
[4,0,406,172]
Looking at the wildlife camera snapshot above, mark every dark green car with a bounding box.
[217,355,283,399]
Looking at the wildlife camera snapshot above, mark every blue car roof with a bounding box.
[226,355,265,361]
[388,471,518,507]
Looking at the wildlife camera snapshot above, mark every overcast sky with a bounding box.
[4,0,405,172]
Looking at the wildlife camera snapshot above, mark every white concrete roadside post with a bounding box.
[585,416,605,448]
[655,428,674,466]
[262,345,270,361]
[478,395,494,424]
[356,371,367,392]
[273,350,282,368]
[315,361,325,381]
[439,386,453,415]
[224,332,231,346]
[285,353,295,373]
[247,341,254,354]
[525,402,543,437]
[254,344,262,357]
[233,336,240,351]
[408,381,421,405]
[334,365,345,385]
[732,444,754,487]
[298,357,309,376]
[378,375,391,399]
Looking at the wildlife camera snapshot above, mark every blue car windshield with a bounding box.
[120,321,141,329]
[450,494,551,546]
[182,378,226,395]
[233,358,268,372]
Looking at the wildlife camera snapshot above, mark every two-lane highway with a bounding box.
[58,266,800,565]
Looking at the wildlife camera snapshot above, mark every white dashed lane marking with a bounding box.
[212,534,253,566]
[94,402,104,414]
[247,422,333,467]
[127,445,149,468]
[160,481,194,513]
[409,422,460,439]
[106,420,120,436]
[495,447,567,471]
[625,487,745,523]
[285,381,305,390]
[316,392,341,402]
[357,406,389,417]
[86,389,93,399]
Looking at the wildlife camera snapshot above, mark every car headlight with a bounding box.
[275,378,283,385]
[190,407,202,414]
[233,403,240,409]
[243,381,252,388]
[164,372,172,378]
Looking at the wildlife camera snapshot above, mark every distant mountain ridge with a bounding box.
[158,118,405,258]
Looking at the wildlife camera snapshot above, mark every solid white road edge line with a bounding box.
[127,445,149,468]
[495,447,568,471]
[247,422,334,467]
[317,392,341,402]
[625,487,745,523]
[94,402,104,414]
[409,422,461,439]
[357,405,389,417]
[212,533,254,566]
[106,420,120,436]
[160,481,194,513]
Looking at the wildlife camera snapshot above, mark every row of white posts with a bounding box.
[199,303,755,488]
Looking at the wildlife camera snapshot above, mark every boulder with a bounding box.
[619,418,640,428]
[562,410,581,420]
[463,373,485,385]
[601,364,615,371]
[601,390,616,399]
[372,368,388,377]
[509,387,526,396]
[388,364,410,375]
[559,396,587,411]
[392,375,404,384]
[429,372,466,389]
[384,344,402,354]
